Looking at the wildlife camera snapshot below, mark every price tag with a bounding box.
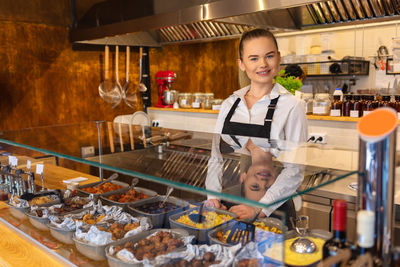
[8,156,17,167]
[36,164,44,175]
[27,160,31,170]
[13,157,18,167]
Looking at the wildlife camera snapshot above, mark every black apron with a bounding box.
[221,96,280,147]
[220,95,296,225]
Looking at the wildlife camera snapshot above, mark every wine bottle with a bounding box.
[352,210,382,266]
[322,199,352,267]
[356,210,375,255]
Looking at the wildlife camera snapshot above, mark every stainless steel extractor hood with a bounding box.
[70,0,400,47]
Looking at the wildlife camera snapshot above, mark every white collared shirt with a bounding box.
[206,83,307,216]
[214,83,308,142]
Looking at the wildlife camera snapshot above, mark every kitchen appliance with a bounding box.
[155,71,177,108]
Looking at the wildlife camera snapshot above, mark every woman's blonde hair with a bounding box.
[238,28,278,60]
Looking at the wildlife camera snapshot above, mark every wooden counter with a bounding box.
[0,155,102,266]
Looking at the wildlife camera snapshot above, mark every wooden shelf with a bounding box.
[148,107,219,114]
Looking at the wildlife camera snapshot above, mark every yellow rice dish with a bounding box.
[176,210,233,229]
[264,236,325,266]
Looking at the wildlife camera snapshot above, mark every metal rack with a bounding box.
[280,59,370,77]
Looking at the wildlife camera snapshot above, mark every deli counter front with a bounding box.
[0,121,389,266]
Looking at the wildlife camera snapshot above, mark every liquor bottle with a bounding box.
[322,199,352,267]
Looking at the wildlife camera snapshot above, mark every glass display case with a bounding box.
[0,122,360,266]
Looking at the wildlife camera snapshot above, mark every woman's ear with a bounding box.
[240,172,247,183]
[238,58,245,72]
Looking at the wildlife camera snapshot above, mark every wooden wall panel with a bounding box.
[0,2,240,133]
[149,40,240,106]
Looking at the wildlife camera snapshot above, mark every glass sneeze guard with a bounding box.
[0,121,358,211]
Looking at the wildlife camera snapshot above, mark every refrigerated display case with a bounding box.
[0,121,368,266]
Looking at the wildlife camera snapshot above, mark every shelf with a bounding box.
[148,107,219,114]
[280,59,370,77]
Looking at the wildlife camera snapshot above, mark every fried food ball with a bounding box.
[124,222,139,232]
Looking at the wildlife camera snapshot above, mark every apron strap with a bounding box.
[225,98,241,122]
[264,96,280,133]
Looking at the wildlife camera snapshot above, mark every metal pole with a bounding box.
[357,110,397,266]
[95,121,104,181]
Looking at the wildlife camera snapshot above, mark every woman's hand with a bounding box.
[229,205,258,219]
[205,199,227,210]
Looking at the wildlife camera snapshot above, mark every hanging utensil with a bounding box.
[123,46,138,108]
[138,47,147,93]
[112,46,122,108]
[99,45,121,106]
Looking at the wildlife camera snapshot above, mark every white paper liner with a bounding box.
[233,242,264,267]
[144,244,235,267]
[74,206,151,246]
[110,230,195,265]
[9,194,59,208]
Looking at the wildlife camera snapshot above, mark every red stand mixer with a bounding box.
[155,70,177,108]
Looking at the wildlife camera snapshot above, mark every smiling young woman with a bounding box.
[207,28,308,220]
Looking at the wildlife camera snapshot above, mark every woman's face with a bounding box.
[241,161,278,201]
[239,36,281,87]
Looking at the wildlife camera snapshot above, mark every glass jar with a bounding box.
[211,99,223,110]
[313,93,331,116]
[192,92,204,109]
[330,95,342,117]
[178,93,193,108]
[302,93,314,115]
[201,93,214,109]
[342,94,353,117]
[350,95,362,118]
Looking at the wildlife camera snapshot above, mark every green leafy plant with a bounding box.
[275,69,303,95]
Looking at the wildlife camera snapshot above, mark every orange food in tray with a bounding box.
[107,189,149,203]
[81,182,123,194]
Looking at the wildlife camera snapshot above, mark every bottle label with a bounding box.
[330,109,341,117]
[192,102,200,108]
[181,99,187,105]
[350,110,359,118]
[363,111,371,116]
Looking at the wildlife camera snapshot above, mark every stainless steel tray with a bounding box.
[169,206,236,244]
[127,195,190,228]
[73,234,116,261]
[49,225,75,244]
[27,206,92,232]
[105,228,189,267]
[6,198,60,220]
[77,180,129,200]
[208,217,287,247]
[99,186,158,209]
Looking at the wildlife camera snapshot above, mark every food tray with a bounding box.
[27,211,51,231]
[73,233,115,261]
[49,225,75,244]
[27,205,92,232]
[127,196,189,228]
[260,229,332,266]
[6,198,60,220]
[105,228,189,267]
[169,206,236,244]
[208,217,287,247]
[99,186,157,209]
[77,180,129,200]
